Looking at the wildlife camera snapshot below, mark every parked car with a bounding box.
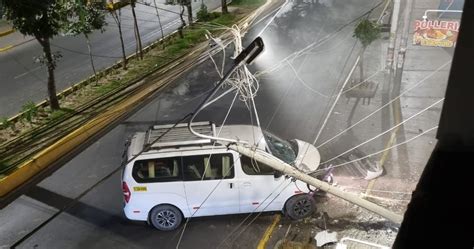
[121,122,323,231]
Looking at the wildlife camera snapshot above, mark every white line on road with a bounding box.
[13,66,42,79]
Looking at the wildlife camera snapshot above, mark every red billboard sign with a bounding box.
[413,19,459,47]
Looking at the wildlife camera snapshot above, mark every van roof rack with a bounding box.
[145,122,217,150]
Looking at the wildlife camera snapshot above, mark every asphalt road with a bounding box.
[0,0,221,117]
[0,0,380,248]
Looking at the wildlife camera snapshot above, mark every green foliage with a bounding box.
[95,80,122,95]
[353,19,381,48]
[48,108,73,121]
[197,4,220,21]
[211,13,236,26]
[0,117,12,130]
[3,0,66,39]
[197,4,210,21]
[231,0,265,7]
[21,101,38,123]
[64,1,107,36]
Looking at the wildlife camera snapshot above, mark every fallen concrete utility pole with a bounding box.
[228,144,404,224]
[382,0,401,133]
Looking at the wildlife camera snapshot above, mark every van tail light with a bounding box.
[122,181,131,203]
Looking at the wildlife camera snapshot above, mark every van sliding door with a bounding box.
[182,153,239,216]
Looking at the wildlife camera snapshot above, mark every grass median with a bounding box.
[0,1,265,176]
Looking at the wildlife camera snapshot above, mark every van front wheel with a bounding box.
[285,195,316,220]
[149,205,183,231]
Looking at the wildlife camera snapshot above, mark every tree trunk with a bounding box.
[359,49,365,82]
[153,0,165,48]
[131,1,143,59]
[178,5,185,39]
[38,37,60,110]
[84,34,98,84]
[186,1,193,25]
[221,0,228,14]
[112,10,127,69]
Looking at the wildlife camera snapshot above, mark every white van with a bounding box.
[122,122,323,231]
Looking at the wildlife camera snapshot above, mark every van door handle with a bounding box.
[229,183,233,189]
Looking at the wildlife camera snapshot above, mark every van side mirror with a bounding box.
[274,171,283,178]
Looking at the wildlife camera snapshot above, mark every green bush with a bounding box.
[197,4,211,21]
[48,108,74,122]
[0,117,11,130]
[197,4,221,21]
[0,117,17,131]
[231,0,265,7]
[353,19,381,48]
[21,101,38,123]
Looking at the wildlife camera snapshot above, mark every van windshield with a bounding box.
[263,131,297,164]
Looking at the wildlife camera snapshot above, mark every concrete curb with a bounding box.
[0,45,13,52]
[5,29,180,124]
[0,72,170,197]
[0,28,14,37]
[0,37,35,53]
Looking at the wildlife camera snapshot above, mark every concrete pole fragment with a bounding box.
[229,144,404,224]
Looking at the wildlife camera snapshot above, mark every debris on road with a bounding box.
[314,230,338,247]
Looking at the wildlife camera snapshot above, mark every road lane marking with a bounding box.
[13,66,42,79]
[257,214,281,249]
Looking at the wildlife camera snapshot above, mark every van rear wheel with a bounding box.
[285,195,316,220]
[149,205,183,231]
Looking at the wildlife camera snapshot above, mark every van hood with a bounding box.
[293,139,321,173]
[217,125,267,150]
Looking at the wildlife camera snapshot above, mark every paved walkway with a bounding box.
[321,0,458,210]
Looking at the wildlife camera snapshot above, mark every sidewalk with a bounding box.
[317,0,454,214]
[367,0,453,195]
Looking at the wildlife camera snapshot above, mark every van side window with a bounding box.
[132,157,181,183]
[241,155,275,175]
[182,154,234,181]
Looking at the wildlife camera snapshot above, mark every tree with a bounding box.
[221,0,228,14]
[166,0,191,38]
[107,3,127,70]
[64,1,106,82]
[183,0,193,26]
[130,0,143,59]
[177,1,186,38]
[353,19,380,81]
[347,19,381,126]
[3,0,66,110]
[152,0,165,47]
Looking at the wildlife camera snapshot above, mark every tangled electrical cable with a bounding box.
[206,25,261,105]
